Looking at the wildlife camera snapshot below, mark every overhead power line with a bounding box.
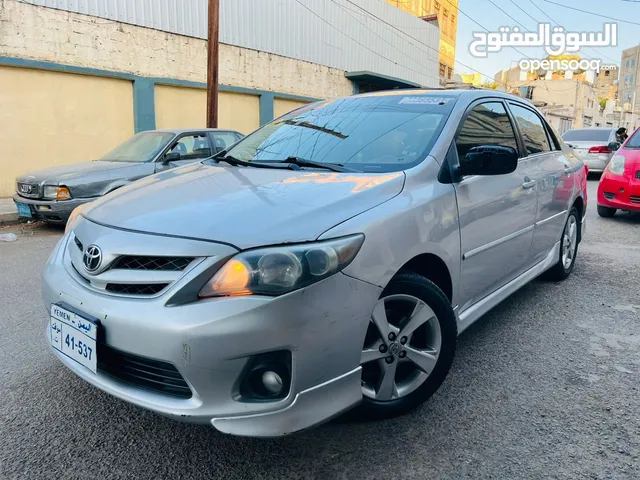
[291,0,433,79]
[542,0,640,26]
[531,0,621,64]
[341,0,507,85]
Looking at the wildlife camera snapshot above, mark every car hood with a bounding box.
[16,161,143,186]
[83,163,405,249]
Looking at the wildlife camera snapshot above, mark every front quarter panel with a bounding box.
[319,158,461,306]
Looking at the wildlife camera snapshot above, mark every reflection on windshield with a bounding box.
[225,94,455,173]
[281,172,402,193]
[101,132,175,162]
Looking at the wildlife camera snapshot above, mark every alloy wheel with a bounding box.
[562,214,578,270]
[361,294,442,401]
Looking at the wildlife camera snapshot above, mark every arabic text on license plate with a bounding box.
[15,202,32,218]
[50,305,97,374]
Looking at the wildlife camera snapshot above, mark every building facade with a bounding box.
[0,0,439,197]
[384,0,458,79]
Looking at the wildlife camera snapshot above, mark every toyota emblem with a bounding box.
[83,245,103,272]
[20,184,32,194]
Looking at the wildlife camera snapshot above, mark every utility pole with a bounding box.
[206,0,220,128]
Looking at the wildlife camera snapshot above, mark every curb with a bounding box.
[0,212,22,226]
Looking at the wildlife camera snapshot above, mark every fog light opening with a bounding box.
[238,350,292,402]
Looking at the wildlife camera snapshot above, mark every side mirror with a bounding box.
[607,141,621,152]
[459,145,518,177]
[163,151,181,164]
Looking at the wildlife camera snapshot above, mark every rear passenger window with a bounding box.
[456,102,518,160]
[509,104,551,155]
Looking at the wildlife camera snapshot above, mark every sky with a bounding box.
[454,0,640,81]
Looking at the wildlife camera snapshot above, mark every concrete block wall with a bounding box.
[0,0,352,99]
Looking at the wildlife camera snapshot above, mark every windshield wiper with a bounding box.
[279,157,356,172]
[211,155,296,170]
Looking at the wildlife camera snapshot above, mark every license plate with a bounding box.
[15,202,32,218]
[50,304,97,374]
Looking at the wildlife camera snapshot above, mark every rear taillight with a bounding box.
[588,145,611,154]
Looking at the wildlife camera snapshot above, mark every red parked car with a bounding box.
[597,129,640,217]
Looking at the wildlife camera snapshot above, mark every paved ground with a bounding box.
[1,180,639,480]
[0,197,18,225]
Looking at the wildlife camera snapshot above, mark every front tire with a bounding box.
[597,205,616,218]
[542,207,579,281]
[357,272,457,420]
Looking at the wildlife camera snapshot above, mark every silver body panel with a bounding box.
[562,128,616,173]
[42,90,587,437]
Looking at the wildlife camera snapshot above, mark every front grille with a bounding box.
[603,192,616,200]
[111,256,193,272]
[105,283,169,295]
[636,170,640,180]
[16,182,41,199]
[630,195,640,204]
[74,236,83,252]
[98,344,192,399]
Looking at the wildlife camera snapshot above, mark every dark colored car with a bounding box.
[14,128,243,224]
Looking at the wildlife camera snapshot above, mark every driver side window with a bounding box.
[167,134,212,160]
[456,102,519,165]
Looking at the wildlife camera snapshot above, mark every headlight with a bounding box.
[198,234,365,298]
[608,155,626,176]
[44,186,72,200]
[65,206,83,234]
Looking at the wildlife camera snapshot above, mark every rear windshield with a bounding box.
[224,94,457,172]
[562,129,611,142]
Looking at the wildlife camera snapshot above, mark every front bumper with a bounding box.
[13,195,93,223]
[42,232,381,437]
[597,176,640,211]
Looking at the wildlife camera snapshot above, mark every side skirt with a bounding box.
[457,241,561,334]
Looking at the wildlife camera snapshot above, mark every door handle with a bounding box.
[522,179,536,189]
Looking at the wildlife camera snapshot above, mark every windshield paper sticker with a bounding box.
[398,97,452,105]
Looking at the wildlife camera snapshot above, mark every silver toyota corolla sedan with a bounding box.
[43,90,588,437]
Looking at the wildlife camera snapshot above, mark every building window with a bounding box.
[434,2,440,14]
[439,63,446,78]
[626,59,630,68]
[605,70,610,76]
[451,14,456,35]
[443,9,449,35]
[631,74,635,86]
[633,59,637,68]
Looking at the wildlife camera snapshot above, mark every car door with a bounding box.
[155,133,213,172]
[454,100,538,311]
[508,103,568,265]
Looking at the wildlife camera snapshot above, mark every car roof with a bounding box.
[565,127,615,131]
[146,128,242,135]
[351,88,533,103]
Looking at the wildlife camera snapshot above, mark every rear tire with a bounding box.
[597,205,616,218]
[542,207,579,281]
[356,272,457,420]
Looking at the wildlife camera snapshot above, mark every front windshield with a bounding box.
[624,129,640,148]
[224,94,456,172]
[100,132,175,162]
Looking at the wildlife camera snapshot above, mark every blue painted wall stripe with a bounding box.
[0,56,326,128]
[259,92,275,126]
[133,78,156,132]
